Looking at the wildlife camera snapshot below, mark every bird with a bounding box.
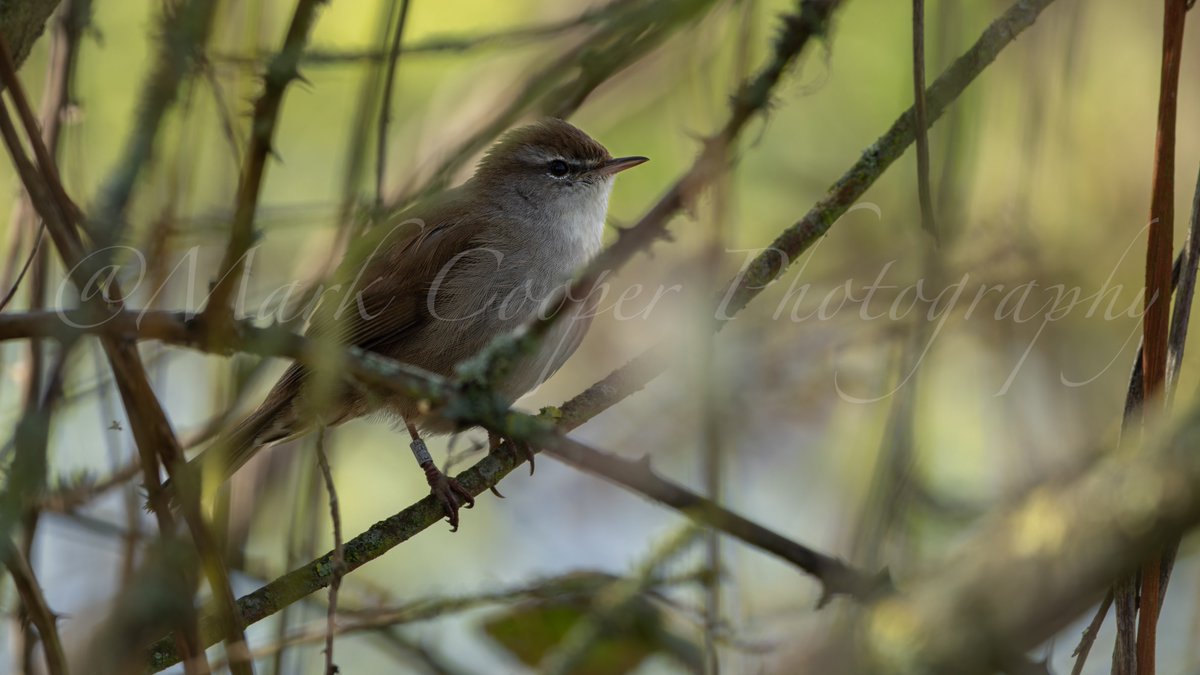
[189,118,647,529]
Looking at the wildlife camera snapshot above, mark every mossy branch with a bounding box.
[556,0,1063,431]
[0,308,888,670]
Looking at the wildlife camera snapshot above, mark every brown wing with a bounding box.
[194,193,491,483]
[294,190,491,371]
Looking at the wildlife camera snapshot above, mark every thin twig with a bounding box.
[2,538,68,675]
[198,0,327,341]
[92,0,217,245]
[0,224,42,312]
[1,340,73,675]
[374,0,411,209]
[1154,166,1200,610]
[315,429,344,675]
[1071,590,1113,675]
[912,0,936,241]
[0,211,32,312]
[6,5,86,672]
[7,39,55,660]
[37,461,143,513]
[698,4,757,667]
[199,56,243,168]
[1167,170,1200,413]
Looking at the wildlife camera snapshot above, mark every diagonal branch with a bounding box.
[467,0,843,387]
[197,0,327,341]
[92,0,217,244]
[911,0,937,241]
[554,0,1063,433]
[0,308,887,669]
[845,399,1200,675]
[2,538,68,675]
[373,0,411,208]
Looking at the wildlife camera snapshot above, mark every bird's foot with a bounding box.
[421,461,474,532]
[488,432,536,475]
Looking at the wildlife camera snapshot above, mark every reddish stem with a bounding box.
[1137,1,1188,673]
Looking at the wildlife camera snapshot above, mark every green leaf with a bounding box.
[482,595,697,675]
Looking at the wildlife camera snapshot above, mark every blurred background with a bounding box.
[1,0,1199,672]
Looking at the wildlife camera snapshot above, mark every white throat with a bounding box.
[556,181,611,263]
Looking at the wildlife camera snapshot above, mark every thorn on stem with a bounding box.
[815,587,833,609]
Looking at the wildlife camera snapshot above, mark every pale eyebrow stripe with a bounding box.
[521,148,599,172]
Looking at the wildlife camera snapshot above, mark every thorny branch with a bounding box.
[0,31,249,674]
[2,342,73,675]
[0,0,1064,668]
[466,0,843,389]
[5,3,88,671]
[388,0,713,208]
[197,0,327,342]
[0,307,888,670]
[0,0,1071,671]
[555,0,1063,432]
[2,539,68,675]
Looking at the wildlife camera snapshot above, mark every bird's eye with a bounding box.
[548,159,570,178]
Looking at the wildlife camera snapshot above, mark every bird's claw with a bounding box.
[488,433,536,475]
[422,462,474,531]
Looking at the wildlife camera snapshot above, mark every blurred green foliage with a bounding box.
[1,0,1198,672]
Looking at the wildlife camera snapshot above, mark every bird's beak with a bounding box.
[596,156,649,176]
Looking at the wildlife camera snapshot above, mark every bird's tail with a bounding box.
[194,395,298,482]
[156,391,302,509]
